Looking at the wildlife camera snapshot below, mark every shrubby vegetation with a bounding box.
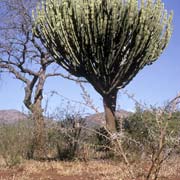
[123,106,180,159]
[0,104,179,176]
[0,120,33,166]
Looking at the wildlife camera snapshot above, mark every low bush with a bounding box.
[0,120,33,167]
[47,114,87,160]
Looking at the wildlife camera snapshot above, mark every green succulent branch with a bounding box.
[33,0,173,132]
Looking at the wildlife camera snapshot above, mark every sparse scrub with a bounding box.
[0,120,33,167]
[114,94,180,179]
[87,93,180,179]
[46,113,88,160]
[0,95,180,179]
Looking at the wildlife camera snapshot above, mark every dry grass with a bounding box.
[16,160,131,180]
[0,156,180,180]
[159,156,180,178]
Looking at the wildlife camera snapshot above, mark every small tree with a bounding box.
[33,0,173,132]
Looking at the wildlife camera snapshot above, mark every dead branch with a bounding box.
[78,82,99,113]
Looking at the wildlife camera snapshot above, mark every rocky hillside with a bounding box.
[85,110,131,127]
[0,109,27,124]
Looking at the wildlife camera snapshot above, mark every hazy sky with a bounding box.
[0,0,180,115]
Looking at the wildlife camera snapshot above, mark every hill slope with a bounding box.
[85,110,131,127]
[0,109,27,124]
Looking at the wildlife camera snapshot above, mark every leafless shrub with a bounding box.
[77,84,180,179]
[145,93,180,180]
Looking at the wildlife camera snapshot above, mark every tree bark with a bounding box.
[103,91,118,133]
[31,68,46,159]
[31,100,46,159]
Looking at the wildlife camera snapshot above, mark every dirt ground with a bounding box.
[0,158,180,180]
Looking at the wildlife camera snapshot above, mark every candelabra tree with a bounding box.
[33,0,173,132]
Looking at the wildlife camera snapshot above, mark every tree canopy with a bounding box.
[33,0,173,132]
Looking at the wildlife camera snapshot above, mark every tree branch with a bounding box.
[0,61,29,84]
[46,72,88,83]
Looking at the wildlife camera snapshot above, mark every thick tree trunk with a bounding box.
[31,100,46,159]
[103,91,118,133]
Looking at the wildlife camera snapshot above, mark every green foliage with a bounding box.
[167,111,180,135]
[124,113,149,142]
[33,0,173,96]
[95,127,111,151]
[123,107,180,155]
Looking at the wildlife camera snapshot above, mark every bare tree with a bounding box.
[0,0,78,158]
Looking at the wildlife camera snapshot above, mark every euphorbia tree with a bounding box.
[33,0,173,132]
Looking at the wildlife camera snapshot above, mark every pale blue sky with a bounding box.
[0,0,180,115]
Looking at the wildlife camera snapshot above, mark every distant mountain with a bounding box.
[0,109,131,127]
[0,109,27,124]
[85,110,131,127]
